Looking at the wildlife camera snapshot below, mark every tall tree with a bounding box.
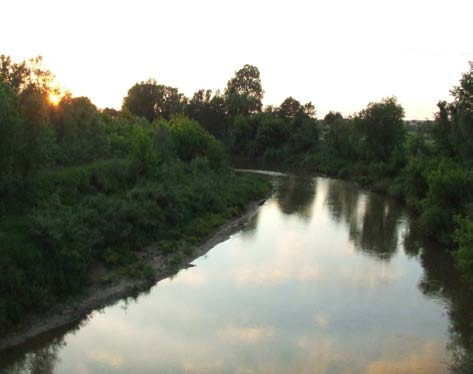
[0,82,24,185]
[225,64,263,117]
[278,97,302,120]
[354,97,405,162]
[0,55,57,178]
[185,89,227,139]
[324,111,343,125]
[449,62,473,160]
[122,79,186,122]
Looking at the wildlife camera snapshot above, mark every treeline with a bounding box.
[120,61,473,290]
[144,61,472,291]
[0,56,271,329]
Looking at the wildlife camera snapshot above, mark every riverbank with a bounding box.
[0,196,270,350]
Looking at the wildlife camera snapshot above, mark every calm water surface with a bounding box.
[1,175,471,373]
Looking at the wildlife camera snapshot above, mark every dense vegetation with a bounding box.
[160,61,473,293]
[0,57,270,330]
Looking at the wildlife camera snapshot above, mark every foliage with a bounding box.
[225,64,264,117]
[0,82,24,191]
[0,157,271,329]
[454,216,473,285]
[185,89,227,140]
[122,79,185,122]
[353,97,405,162]
[168,116,226,166]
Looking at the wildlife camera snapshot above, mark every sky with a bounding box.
[2,0,472,119]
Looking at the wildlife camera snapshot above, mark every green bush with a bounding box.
[169,116,226,167]
[453,216,473,285]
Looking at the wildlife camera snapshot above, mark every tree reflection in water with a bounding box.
[274,176,316,220]
[1,331,67,374]
[325,179,403,261]
[325,177,472,364]
[404,224,473,358]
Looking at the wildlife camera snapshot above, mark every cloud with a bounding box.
[217,326,274,343]
[170,270,207,287]
[88,351,123,368]
[313,312,331,330]
[365,341,446,374]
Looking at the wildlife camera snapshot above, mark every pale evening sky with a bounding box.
[2,0,472,119]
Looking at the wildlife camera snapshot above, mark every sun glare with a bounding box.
[49,92,60,106]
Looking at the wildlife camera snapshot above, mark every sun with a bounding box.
[48,92,60,106]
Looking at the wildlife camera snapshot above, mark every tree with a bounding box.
[0,82,24,186]
[122,79,186,122]
[354,97,405,162]
[278,97,302,120]
[0,55,55,95]
[224,64,263,117]
[185,89,227,139]
[254,113,289,156]
[277,97,316,128]
[0,55,60,174]
[449,62,473,160]
[324,111,343,125]
[52,96,108,163]
[168,116,225,167]
[430,63,473,161]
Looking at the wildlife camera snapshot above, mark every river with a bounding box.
[1,175,471,373]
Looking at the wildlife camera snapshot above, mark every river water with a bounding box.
[1,175,471,373]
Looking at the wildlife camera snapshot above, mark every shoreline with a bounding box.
[0,197,269,351]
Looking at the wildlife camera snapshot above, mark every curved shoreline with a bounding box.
[0,197,269,351]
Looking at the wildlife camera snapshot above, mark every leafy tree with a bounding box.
[324,111,343,125]
[19,85,50,129]
[225,64,263,117]
[454,216,473,286]
[0,55,55,95]
[418,160,473,242]
[168,116,225,167]
[449,63,473,161]
[254,113,289,156]
[0,82,24,187]
[52,96,108,164]
[354,97,405,162]
[430,63,473,161]
[278,97,302,120]
[277,97,316,127]
[229,115,257,156]
[185,89,227,139]
[0,55,58,177]
[432,100,454,156]
[122,79,186,122]
[129,126,157,167]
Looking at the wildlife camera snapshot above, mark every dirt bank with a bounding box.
[0,197,268,351]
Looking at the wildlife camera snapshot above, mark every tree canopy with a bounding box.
[224,64,263,117]
[122,79,186,122]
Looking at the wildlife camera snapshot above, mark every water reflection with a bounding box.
[325,179,403,261]
[239,210,260,239]
[1,326,70,374]
[1,175,471,373]
[275,176,316,220]
[404,223,473,352]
